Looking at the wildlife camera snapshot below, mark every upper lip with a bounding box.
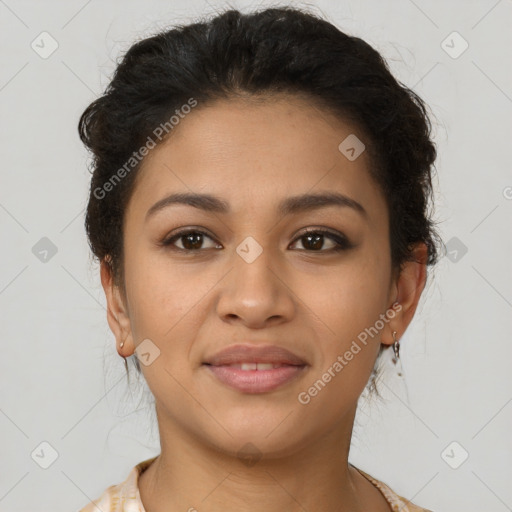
[203,344,307,366]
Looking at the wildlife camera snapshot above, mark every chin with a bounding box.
[197,415,310,461]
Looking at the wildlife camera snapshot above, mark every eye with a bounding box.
[160,227,353,253]
[161,229,222,251]
[289,228,353,252]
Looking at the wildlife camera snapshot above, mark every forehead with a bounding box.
[126,95,387,224]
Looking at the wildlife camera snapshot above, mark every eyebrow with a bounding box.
[145,191,368,221]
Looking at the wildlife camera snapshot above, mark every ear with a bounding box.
[382,242,428,346]
[100,258,134,357]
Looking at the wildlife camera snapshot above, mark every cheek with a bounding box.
[122,247,197,339]
[296,273,386,419]
[303,255,389,378]
[124,255,211,393]
[311,257,389,331]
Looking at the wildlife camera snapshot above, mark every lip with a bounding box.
[203,344,307,366]
[202,344,308,394]
[205,365,307,393]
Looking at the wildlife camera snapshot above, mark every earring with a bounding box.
[391,331,403,377]
[118,341,128,373]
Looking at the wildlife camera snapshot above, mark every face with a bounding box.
[104,95,413,459]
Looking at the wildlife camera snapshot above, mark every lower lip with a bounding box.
[204,364,307,393]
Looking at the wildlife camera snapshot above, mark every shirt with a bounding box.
[79,456,433,512]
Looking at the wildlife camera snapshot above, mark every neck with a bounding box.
[138,403,388,512]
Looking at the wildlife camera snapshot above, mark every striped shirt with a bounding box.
[79,457,433,512]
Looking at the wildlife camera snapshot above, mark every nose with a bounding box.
[215,241,296,329]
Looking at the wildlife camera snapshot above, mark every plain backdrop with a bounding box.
[1,1,511,511]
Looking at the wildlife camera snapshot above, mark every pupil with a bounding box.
[305,234,322,250]
[183,233,202,250]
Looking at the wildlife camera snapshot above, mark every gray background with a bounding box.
[1,0,511,511]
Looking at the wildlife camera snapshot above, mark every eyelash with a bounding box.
[159,227,353,253]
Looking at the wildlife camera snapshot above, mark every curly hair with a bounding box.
[79,6,442,393]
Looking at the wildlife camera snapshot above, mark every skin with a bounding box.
[101,94,427,512]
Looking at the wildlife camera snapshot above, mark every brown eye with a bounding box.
[290,229,352,252]
[162,230,221,251]
[160,228,352,253]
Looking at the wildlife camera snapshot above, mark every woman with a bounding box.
[78,6,440,511]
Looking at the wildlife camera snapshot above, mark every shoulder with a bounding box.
[354,466,434,512]
[79,482,117,512]
[78,456,158,512]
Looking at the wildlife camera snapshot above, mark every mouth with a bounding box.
[204,362,302,370]
[203,363,307,393]
[202,343,309,393]
[203,343,307,367]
